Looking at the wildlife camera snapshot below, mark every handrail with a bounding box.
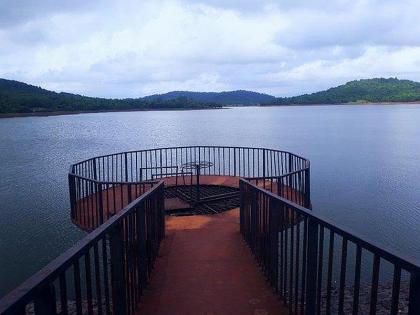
[0,181,165,315]
[239,178,420,314]
[68,146,309,178]
[68,146,311,230]
[2,146,311,314]
[68,145,309,169]
[244,166,310,181]
[242,179,420,272]
[2,145,419,315]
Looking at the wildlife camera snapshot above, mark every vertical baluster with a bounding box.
[289,208,294,314]
[316,226,324,315]
[279,202,285,297]
[305,218,318,315]
[409,272,420,315]
[34,284,57,315]
[102,237,111,315]
[326,231,334,315]
[110,223,127,315]
[73,261,82,315]
[269,199,280,290]
[390,266,401,315]
[283,203,288,299]
[98,182,104,224]
[352,245,362,315]
[93,243,103,315]
[294,213,300,314]
[300,217,308,310]
[85,251,94,315]
[338,238,348,315]
[59,273,68,315]
[369,254,380,315]
[137,203,148,290]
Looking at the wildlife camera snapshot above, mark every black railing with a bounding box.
[69,146,310,228]
[240,179,420,315]
[69,175,159,231]
[0,181,165,315]
[69,146,309,183]
[245,167,311,208]
[3,145,420,315]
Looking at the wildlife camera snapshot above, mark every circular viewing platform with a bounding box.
[68,146,310,231]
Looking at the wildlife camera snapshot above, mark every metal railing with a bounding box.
[245,167,311,208]
[69,146,308,181]
[1,146,311,315]
[240,179,420,315]
[68,176,159,231]
[0,181,165,315]
[69,146,310,228]
[3,144,419,315]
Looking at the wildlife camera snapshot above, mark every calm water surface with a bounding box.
[1,105,420,297]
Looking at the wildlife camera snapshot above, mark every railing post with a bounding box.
[305,167,311,209]
[92,158,97,180]
[98,182,104,223]
[262,149,266,178]
[305,217,319,315]
[288,154,293,173]
[34,284,57,315]
[269,199,280,290]
[239,180,245,235]
[159,185,165,239]
[110,224,127,315]
[127,183,132,203]
[136,203,148,289]
[408,272,420,315]
[68,174,76,220]
[250,187,258,252]
[233,148,237,177]
[124,153,128,182]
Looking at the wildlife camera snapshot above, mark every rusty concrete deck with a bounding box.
[137,208,287,315]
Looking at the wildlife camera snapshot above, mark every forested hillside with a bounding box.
[265,78,420,105]
[144,90,275,105]
[0,79,220,114]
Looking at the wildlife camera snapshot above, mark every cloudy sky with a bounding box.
[1,0,420,98]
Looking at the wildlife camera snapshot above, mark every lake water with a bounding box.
[1,105,420,297]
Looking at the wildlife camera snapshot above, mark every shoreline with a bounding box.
[261,100,420,107]
[1,101,420,119]
[0,107,222,119]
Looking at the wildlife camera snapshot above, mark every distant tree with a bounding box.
[0,79,221,114]
[264,78,420,105]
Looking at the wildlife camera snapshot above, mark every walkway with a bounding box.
[138,209,287,315]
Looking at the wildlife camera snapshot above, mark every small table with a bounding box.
[181,161,213,202]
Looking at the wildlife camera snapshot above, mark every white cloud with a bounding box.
[0,0,420,97]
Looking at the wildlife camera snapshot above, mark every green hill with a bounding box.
[144,90,275,105]
[266,78,420,105]
[0,79,221,114]
[2,77,419,115]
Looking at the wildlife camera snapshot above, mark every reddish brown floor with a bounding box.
[137,209,287,315]
[73,175,305,231]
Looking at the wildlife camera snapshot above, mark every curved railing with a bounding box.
[68,146,311,230]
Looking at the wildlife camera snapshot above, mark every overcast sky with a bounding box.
[1,0,420,98]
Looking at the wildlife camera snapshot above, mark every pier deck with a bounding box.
[73,175,305,231]
[138,208,287,315]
